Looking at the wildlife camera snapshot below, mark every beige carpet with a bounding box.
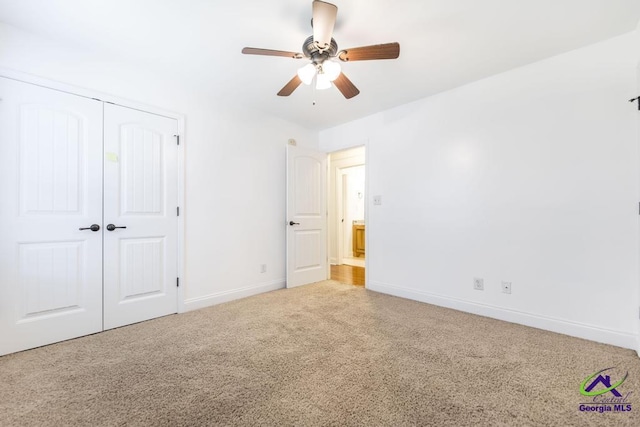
[1,280,639,426]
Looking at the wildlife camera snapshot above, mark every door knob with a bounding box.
[106,224,127,231]
[79,224,100,232]
[289,221,300,226]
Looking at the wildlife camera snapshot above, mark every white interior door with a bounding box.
[342,173,351,258]
[336,171,345,265]
[103,103,178,329]
[0,77,103,355]
[286,145,328,288]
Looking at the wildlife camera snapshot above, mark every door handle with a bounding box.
[106,224,127,231]
[79,224,100,232]
[289,221,300,226]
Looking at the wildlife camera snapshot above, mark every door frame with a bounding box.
[327,145,368,285]
[636,59,640,358]
[339,172,348,263]
[0,68,187,313]
[336,166,365,264]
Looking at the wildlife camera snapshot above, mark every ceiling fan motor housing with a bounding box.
[303,35,338,64]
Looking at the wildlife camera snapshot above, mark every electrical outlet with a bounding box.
[502,281,512,294]
[473,278,484,291]
[373,195,382,205]
[260,264,267,273]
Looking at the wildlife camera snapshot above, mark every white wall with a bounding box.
[321,32,640,349]
[0,22,319,309]
[182,108,317,308]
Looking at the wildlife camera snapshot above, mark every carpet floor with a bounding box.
[1,280,639,426]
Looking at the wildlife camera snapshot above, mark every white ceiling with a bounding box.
[1,0,639,130]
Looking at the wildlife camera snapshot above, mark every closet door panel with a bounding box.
[0,77,103,356]
[103,104,178,329]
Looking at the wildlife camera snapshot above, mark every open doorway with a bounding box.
[328,146,366,286]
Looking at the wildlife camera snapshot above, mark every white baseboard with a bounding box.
[368,281,637,350]
[183,279,285,312]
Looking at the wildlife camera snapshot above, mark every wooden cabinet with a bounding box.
[352,224,365,257]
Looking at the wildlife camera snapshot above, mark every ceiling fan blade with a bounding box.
[333,72,360,99]
[277,75,303,96]
[242,47,303,59]
[312,1,338,50]
[338,42,400,62]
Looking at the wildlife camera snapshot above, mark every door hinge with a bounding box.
[174,134,180,145]
[177,206,180,216]
[177,277,180,288]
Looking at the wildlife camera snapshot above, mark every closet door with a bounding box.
[103,104,178,329]
[0,78,104,356]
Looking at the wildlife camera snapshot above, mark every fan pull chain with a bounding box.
[312,74,317,106]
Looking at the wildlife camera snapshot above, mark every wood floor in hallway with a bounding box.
[330,264,365,286]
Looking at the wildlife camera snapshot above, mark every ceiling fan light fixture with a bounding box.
[322,60,341,81]
[316,72,331,90]
[242,1,398,99]
[297,63,317,85]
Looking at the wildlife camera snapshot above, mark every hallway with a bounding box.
[330,264,365,287]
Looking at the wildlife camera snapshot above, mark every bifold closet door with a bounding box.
[102,103,179,330]
[0,77,104,355]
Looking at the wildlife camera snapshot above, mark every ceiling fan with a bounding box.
[241,0,400,99]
